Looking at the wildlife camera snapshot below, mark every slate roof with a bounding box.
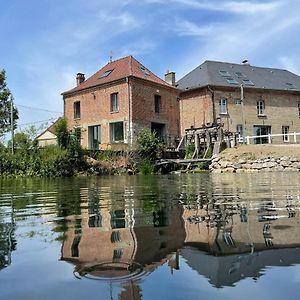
[63,56,172,95]
[177,60,300,92]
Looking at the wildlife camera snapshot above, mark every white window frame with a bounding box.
[74,101,81,119]
[110,93,119,113]
[257,100,265,116]
[282,126,289,142]
[236,124,244,138]
[219,98,228,114]
[110,122,124,143]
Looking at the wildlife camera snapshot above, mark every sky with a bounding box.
[1,0,300,135]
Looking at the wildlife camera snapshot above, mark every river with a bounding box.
[1,173,300,300]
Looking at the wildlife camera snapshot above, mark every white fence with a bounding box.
[237,132,300,144]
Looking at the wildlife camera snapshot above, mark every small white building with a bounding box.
[35,119,59,147]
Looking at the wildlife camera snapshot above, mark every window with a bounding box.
[219,70,231,77]
[155,95,161,113]
[110,122,124,143]
[88,125,101,149]
[219,98,227,114]
[286,82,295,89]
[110,93,119,113]
[236,124,244,137]
[282,126,289,142]
[235,71,246,78]
[113,249,123,261]
[74,101,81,119]
[111,231,121,243]
[141,66,150,76]
[99,69,113,78]
[257,100,265,116]
[242,79,255,86]
[253,125,271,144]
[298,102,300,116]
[226,77,239,85]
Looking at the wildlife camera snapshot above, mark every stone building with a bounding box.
[62,56,180,150]
[177,60,300,144]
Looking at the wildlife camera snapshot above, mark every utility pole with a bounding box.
[10,96,14,154]
[240,84,246,144]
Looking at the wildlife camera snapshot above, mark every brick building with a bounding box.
[62,56,180,150]
[177,61,300,144]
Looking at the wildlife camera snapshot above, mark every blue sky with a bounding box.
[1,0,300,134]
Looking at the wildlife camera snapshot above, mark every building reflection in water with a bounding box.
[60,173,300,297]
[61,185,185,300]
[181,173,300,287]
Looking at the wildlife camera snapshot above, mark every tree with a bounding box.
[0,70,18,136]
[7,132,31,150]
[54,117,69,149]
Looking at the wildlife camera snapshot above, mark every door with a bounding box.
[253,125,271,144]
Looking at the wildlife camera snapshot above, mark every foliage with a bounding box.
[136,129,163,161]
[0,145,81,177]
[8,132,31,151]
[0,69,18,136]
[54,117,69,149]
[138,159,155,175]
[185,143,195,159]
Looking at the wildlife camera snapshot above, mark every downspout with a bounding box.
[207,85,216,124]
[126,77,133,149]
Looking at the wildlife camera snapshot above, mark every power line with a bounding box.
[18,118,56,127]
[15,103,63,114]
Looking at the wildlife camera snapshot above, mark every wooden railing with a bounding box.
[236,132,300,144]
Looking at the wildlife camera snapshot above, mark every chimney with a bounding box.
[76,73,85,86]
[165,71,176,86]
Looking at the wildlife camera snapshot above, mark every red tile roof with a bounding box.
[63,56,172,95]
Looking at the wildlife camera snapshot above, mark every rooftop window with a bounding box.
[286,82,296,89]
[219,70,231,77]
[99,69,113,79]
[140,66,150,76]
[235,71,246,78]
[242,79,254,86]
[226,77,239,85]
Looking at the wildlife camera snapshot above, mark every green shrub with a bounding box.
[138,159,155,175]
[136,129,163,161]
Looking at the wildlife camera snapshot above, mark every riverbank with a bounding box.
[210,144,300,173]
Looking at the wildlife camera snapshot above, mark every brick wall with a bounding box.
[64,80,129,148]
[130,78,181,147]
[64,78,181,149]
[179,89,214,135]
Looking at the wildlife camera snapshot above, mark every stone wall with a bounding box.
[210,155,300,173]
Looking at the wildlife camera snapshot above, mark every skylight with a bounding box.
[140,66,150,76]
[226,77,239,85]
[235,72,246,78]
[219,70,231,77]
[286,82,295,89]
[99,69,113,79]
[242,79,254,86]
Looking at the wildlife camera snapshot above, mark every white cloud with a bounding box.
[144,0,283,14]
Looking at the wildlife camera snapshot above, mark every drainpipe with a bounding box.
[207,86,216,125]
[126,77,133,149]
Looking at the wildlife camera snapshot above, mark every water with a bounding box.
[1,173,300,300]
